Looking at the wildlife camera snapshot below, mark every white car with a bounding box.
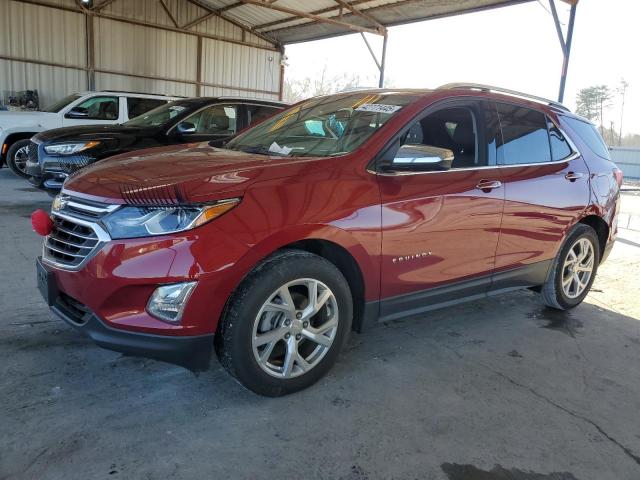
[0,91,181,177]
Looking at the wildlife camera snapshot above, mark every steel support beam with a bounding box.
[185,0,279,46]
[238,0,384,36]
[550,0,577,103]
[379,33,387,88]
[11,0,279,51]
[360,32,388,88]
[158,0,179,28]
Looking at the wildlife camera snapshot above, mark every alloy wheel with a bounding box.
[13,145,29,173]
[561,237,595,299]
[252,278,339,379]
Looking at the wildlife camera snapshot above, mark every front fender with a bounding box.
[244,223,380,302]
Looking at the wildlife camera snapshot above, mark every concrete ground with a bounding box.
[1,169,640,480]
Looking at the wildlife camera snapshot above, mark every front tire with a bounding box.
[540,223,600,310]
[215,249,353,396]
[6,139,32,178]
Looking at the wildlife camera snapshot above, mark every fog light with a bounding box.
[147,282,197,323]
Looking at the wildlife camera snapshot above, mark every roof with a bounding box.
[194,0,536,45]
[292,83,571,112]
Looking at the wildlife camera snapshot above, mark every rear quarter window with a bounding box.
[562,116,611,160]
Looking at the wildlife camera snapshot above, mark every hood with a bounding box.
[63,142,325,204]
[33,124,150,143]
[0,111,61,130]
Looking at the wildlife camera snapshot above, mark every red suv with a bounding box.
[35,85,621,396]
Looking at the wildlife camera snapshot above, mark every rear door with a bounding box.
[491,102,590,289]
[377,99,505,318]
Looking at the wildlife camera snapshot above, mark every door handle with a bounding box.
[476,179,502,192]
[565,172,584,182]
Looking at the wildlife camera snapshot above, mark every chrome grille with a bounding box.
[44,216,100,268]
[43,195,117,269]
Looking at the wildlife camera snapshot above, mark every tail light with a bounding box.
[613,167,623,186]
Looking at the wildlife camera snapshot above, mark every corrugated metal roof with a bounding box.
[197,0,534,45]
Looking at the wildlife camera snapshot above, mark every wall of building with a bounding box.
[0,0,282,110]
[610,147,640,180]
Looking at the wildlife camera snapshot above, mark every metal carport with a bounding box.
[1,0,577,106]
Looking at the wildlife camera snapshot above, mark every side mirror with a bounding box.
[176,121,196,134]
[391,144,454,171]
[65,108,88,119]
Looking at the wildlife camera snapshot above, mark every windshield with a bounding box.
[226,92,417,157]
[42,94,82,113]
[123,100,192,127]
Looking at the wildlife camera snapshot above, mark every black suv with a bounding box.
[26,97,286,191]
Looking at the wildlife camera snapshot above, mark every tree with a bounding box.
[575,85,613,132]
[283,65,378,103]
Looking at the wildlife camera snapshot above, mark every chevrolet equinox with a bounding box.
[33,85,622,396]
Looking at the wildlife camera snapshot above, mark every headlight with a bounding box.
[44,141,100,155]
[102,198,240,239]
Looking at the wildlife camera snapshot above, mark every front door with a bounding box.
[62,96,122,126]
[377,99,505,319]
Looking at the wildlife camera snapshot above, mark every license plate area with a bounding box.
[36,257,58,306]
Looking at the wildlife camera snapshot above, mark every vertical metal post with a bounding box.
[552,1,577,103]
[195,36,203,97]
[378,33,387,88]
[558,4,576,103]
[86,12,95,91]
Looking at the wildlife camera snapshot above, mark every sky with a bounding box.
[284,0,640,135]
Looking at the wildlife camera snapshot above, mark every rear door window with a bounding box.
[563,116,611,160]
[127,97,167,119]
[496,103,551,165]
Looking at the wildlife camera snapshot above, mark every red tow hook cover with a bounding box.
[31,209,53,236]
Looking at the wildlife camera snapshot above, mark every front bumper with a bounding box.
[39,257,214,371]
[26,145,90,191]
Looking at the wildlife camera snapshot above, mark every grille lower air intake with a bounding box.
[27,141,39,164]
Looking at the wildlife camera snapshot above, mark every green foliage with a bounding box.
[575,85,612,122]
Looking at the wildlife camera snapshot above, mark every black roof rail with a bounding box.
[438,83,570,112]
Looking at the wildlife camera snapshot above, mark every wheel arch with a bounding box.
[283,238,368,332]
[2,132,36,162]
[578,214,609,262]
[220,224,379,334]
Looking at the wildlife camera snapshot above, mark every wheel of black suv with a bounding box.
[6,139,31,178]
[540,224,600,310]
[215,249,353,396]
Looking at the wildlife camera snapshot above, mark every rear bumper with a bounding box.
[50,291,214,371]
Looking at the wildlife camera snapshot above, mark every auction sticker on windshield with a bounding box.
[355,104,402,114]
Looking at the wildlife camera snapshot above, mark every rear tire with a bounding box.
[6,139,31,178]
[215,249,353,396]
[540,223,600,310]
